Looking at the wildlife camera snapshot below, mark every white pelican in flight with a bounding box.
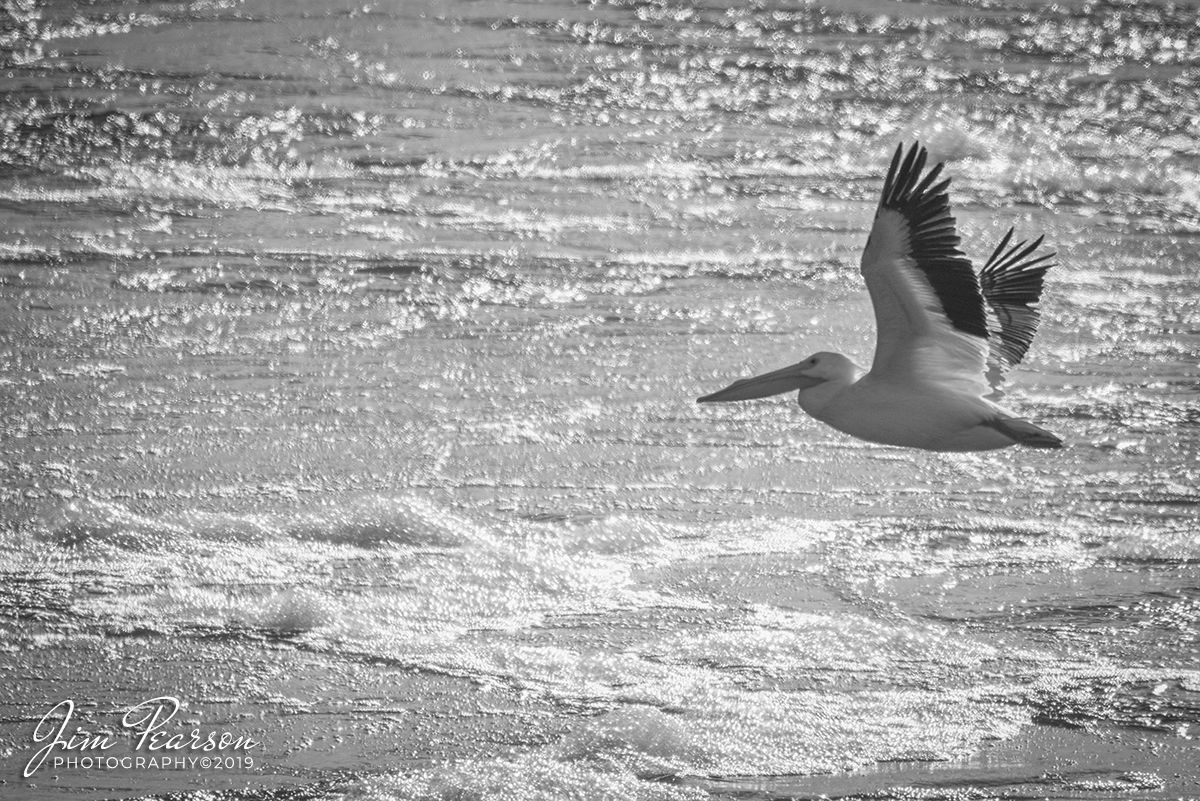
[699,142,1062,452]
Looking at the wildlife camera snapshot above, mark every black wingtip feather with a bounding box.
[985,227,1016,268]
[878,142,988,340]
[980,228,1056,369]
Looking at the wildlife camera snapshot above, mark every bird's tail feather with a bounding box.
[987,417,1064,449]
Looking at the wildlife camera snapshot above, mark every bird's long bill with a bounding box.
[697,362,823,403]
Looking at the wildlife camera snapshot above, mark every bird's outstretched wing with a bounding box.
[980,227,1056,395]
[859,142,991,398]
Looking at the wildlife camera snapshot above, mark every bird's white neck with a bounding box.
[797,379,851,418]
[796,363,862,420]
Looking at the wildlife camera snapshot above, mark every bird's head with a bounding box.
[697,351,859,404]
[795,352,861,382]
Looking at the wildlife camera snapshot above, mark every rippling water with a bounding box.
[2,0,1199,798]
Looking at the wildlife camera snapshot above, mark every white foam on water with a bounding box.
[19,498,1194,646]
[6,494,1197,793]
[332,681,1026,800]
[11,498,699,645]
[566,687,1025,775]
[341,752,708,801]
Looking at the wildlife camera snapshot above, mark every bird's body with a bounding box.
[801,361,1034,451]
[699,143,1062,452]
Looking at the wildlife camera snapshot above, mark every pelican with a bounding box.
[698,142,1062,452]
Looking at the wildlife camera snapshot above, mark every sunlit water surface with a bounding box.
[1,0,1199,798]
